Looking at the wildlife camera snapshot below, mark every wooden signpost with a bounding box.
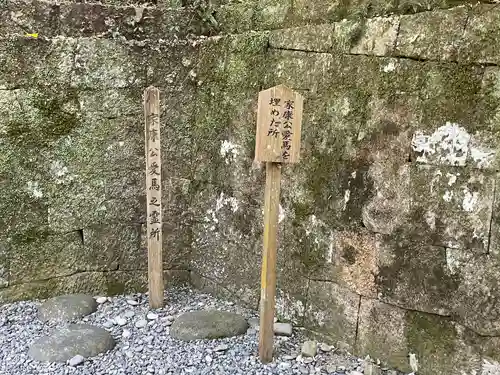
[255,85,304,363]
[144,86,164,309]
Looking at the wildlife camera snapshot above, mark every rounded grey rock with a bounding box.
[170,310,249,341]
[38,294,98,322]
[28,324,115,362]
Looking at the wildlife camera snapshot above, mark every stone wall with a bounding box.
[1,0,500,373]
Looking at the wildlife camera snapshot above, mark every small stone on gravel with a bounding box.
[122,329,131,339]
[274,322,292,336]
[95,297,108,304]
[68,354,85,367]
[301,340,318,357]
[214,344,229,352]
[135,319,148,328]
[127,299,139,306]
[115,317,127,326]
[38,294,98,323]
[147,312,158,320]
[124,310,135,318]
[319,343,334,352]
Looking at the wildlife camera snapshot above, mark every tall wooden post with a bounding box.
[255,85,304,363]
[144,86,164,309]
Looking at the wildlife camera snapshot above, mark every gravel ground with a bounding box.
[0,287,405,375]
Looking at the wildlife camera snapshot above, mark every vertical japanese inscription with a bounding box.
[255,85,304,164]
[144,86,164,308]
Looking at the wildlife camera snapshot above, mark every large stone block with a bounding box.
[305,280,360,351]
[356,298,483,374]
[139,221,191,270]
[0,0,60,38]
[264,49,334,91]
[404,311,482,375]
[190,183,262,307]
[0,272,109,304]
[289,0,396,25]
[78,89,143,120]
[356,298,411,372]
[0,37,75,89]
[410,164,494,252]
[83,224,143,272]
[7,230,86,284]
[376,234,458,315]
[215,3,255,34]
[395,6,468,61]
[46,115,146,232]
[360,131,410,235]
[476,67,500,133]
[0,87,82,151]
[71,38,146,89]
[349,16,399,56]
[416,63,484,129]
[252,0,293,30]
[146,41,199,90]
[269,24,334,52]
[451,251,500,336]
[460,4,500,65]
[47,170,145,232]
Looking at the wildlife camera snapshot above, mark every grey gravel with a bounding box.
[0,286,406,375]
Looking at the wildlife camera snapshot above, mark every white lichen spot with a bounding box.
[425,210,436,230]
[311,310,326,326]
[276,291,305,323]
[445,248,461,274]
[203,192,239,229]
[411,122,471,166]
[409,353,419,373]
[447,173,457,186]
[215,192,239,213]
[443,190,453,202]
[118,141,124,147]
[278,204,285,224]
[481,358,500,375]
[462,187,479,212]
[339,97,351,116]
[382,61,396,73]
[50,161,77,184]
[351,171,357,179]
[342,190,351,211]
[470,145,495,169]
[326,233,334,264]
[26,181,43,198]
[473,228,487,248]
[220,140,240,164]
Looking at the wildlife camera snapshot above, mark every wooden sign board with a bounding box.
[143,86,164,309]
[255,85,304,164]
